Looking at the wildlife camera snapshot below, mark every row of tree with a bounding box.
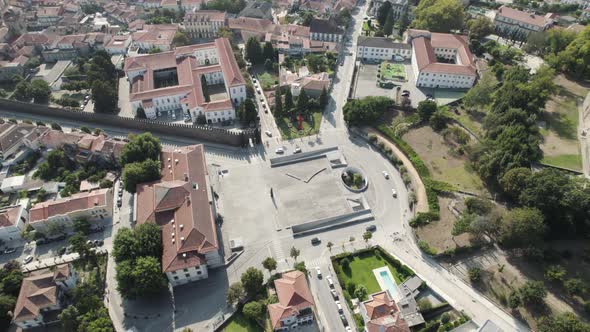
[245,37,276,68]
[273,87,329,118]
[120,132,162,192]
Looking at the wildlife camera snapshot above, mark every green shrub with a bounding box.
[418,240,437,255]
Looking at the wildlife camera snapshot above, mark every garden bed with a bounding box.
[276,112,322,140]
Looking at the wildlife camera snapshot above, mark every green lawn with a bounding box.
[333,249,412,295]
[258,72,278,91]
[362,21,370,31]
[543,94,578,140]
[379,62,406,81]
[542,154,583,171]
[277,112,322,140]
[223,312,263,332]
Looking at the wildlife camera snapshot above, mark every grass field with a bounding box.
[276,112,322,140]
[380,62,406,81]
[258,72,278,91]
[333,250,410,295]
[223,312,262,332]
[542,154,583,170]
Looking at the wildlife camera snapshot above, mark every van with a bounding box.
[327,276,334,288]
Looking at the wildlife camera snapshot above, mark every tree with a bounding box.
[564,278,587,296]
[499,207,545,248]
[136,107,147,119]
[296,89,309,114]
[264,58,273,72]
[377,1,392,26]
[112,228,137,263]
[273,86,283,116]
[362,231,372,244]
[196,114,206,125]
[121,159,162,193]
[294,261,307,273]
[544,265,566,282]
[73,218,91,235]
[319,86,328,108]
[290,246,300,262]
[201,75,210,102]
[508,291,521,309]
[30,79,51,103]
[354,284,368,300]
[24,57,41,69]
[468,267,481,282]
[0,295,16,330]
[538,312,590,332]
[50,122,62,131]
[467,17,494,41]
[172,31,190,47]
[452,213,476,236]
[499,167,532,200]
[429,110,448,131]
[69,232,92,258]
[46,221,66,237]
[243,301,265,321]
[343,96,391,125]
[411,0,464,33]
[92,81,118,113]
[116,256,166,299]
[58,305,80,331]
[241,268,264,298]
[465,198,493,215]
[546,26,590,79]
[327,241,334,252]
[226,282,245,305]
[262,257,277,274]
[135,223,162,258]
[417,100,437,121]
[262,41,275,62]
[245,37,262,65]
[148,47,162,54]
[462,71,498,110]
[383,9,395,36]
[284,87,293,113]
[239,98,258,125]
[119,133,162,166]
[519,281,547,306]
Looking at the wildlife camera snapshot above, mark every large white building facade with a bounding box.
[494,6,554,38]
[357,36,412,61]
[184,10,226,39]
[124,38,246,124]
[408,30,477,89]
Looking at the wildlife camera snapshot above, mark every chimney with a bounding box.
[180,237,185,242]
[180,224,184,230]
[171,232,175,238]
[182,253,186,258]
[175,159,179,164]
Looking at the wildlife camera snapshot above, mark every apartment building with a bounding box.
[184,10,226,39]
[124,38,246,124]
[268,271,315,331]
[357,36,412,61]
[42,32,110,62]
[309,18,344,43]
[494,6,554,37]
[29,188,113,235]
[0,200,28,243]
[13,264,78,329]
[134,145,223,287]
[131,24,178,52]
[408,29,477,89]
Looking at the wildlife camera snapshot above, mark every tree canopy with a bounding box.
[499,207,545,248]
[241,267,264,298]
[121,159,162,193]
[547,26,590,80]
[411,0,464,33]
[119,133,162,166]
[343,96,392,125]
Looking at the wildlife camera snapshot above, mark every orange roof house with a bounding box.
[268,271,315,331]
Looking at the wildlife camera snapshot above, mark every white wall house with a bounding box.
[357,36,412,61]
[0,200,29,243]
[494,6,554,37]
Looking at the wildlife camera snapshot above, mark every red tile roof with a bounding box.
[409,30,476,76]
[29,189,110,223]
[363,291,410,332]
[268,271,314,329]
[0,205,21,227]
[135,145,218,273]
[497,6,551,28]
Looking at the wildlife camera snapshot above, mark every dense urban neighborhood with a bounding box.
[0,0,588,331]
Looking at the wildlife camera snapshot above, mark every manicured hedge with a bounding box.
[377,124,430,178]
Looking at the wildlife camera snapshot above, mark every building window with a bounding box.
[174,276,179,280]
[185,274,190,278]
[184,268,188,272]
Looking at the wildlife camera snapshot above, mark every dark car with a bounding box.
[366,225,377,232]
[58,247,67,255]
[35,238,46,245]
[311,237,321,245]
[340,314,349,326]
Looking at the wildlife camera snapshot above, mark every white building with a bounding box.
[0,175,26,193]
[131,24,178,52]
[494,6,554,38]
[124,38,246,124]
[0,200,28,243]
[357,36,412,61]
[29,188,112,235]
[134,145,223,287]
[13,264,78,329]
[408,29,477,89]
[309,18,344,43]
[370,0,408,19]
[184,10,226,39]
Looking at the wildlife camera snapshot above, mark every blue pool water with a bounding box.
[379,270,402,300]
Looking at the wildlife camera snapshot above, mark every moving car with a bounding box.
[4,248,16,254]
[382,171,389,179]
[23,255,33,264]
[294,147,302,154]
[311,237,321,245]
[275,147,284,154]
[392,189,397,198]
[265,131,272,137]
[256,88,261,94]
[401,92,410,97]
[366,224,377,232]
[316,267,322,278]
[252,78,257,83]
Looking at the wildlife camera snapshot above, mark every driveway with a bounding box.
[118,77,133,118]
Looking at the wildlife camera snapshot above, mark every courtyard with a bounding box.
[379,62,407,82]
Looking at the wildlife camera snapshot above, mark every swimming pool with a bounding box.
[375,267,403,301]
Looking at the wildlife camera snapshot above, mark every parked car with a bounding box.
[327,276,334,288]
[335,301,343,313]
[117,199,122,207]
[366,224,377,232]
[331,289,339,300]
[58,247,67,255]
[35,238,46,245]
[340,314,348,326]
[311,237,321,245]
[293,147,302,154]
[96,240,104,247]
[275,147,284,154]
[256,88,261,94]
[401,92,410,97]
[316,267,322,278]
[23,255,33,264]
[4,248,16,254]
[252,78,257,83]
[265,131,272,137]
[259,97,264,102]
[382,171,389,179]
[392,189,397,197]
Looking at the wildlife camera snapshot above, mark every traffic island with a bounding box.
[341,167,368,193]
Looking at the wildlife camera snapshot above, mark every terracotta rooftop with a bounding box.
[29,188,109,223]
[12,265,71,323]
[0,205,21,228]
[132,24,178,47]
[409,30,476,76]
[228,17,275,35]
[496,6,552,28]
[363,291,410,332]
[135,145,218,273]
[268,271,314,329]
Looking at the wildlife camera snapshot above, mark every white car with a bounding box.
[23,255,33,264]
[335,300,343,313]
[392,189,397,198]
[275,147,284,154]
[316,267,322,278]
[265,131,272,137]
[294,147,302,154]
[382,171,389,179]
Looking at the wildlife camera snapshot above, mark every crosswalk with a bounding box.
[304,257,328,270]
[272,238,285,261]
